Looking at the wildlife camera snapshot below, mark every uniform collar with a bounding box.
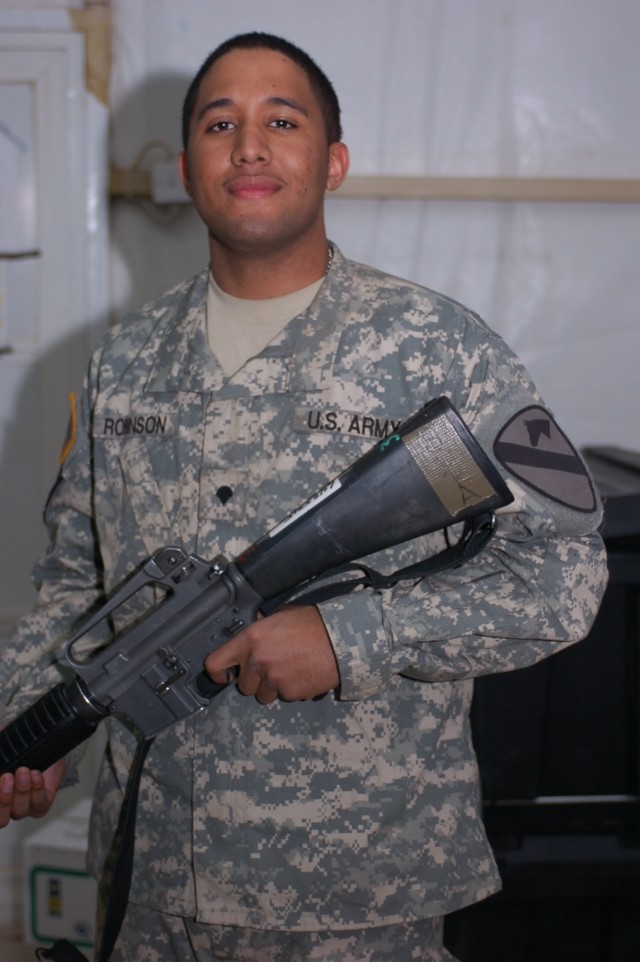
[144,269,222,394]
[285,244,350,394]
[144,246,352,395]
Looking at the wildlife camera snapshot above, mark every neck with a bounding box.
[209,237,332,299]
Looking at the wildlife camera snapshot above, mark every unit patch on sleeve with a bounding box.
[494,405,596,511]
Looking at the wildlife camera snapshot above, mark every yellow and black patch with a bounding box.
[59,392,77,464]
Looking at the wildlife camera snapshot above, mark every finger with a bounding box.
[254,680,279,705]
[0,764,61,827]
[0,772,14,803]
[28,769,52,818]
[204,640,243,684]
[9,768,35,820]
[0,773,15,828]
[235,657,280,704]
[234,660,261,698]
[12,768,33,818]
[205,664,239,686]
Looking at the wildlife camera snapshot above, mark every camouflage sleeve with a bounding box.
[318,312,609,701]
[0,371,105,723]
[320,517,606,700]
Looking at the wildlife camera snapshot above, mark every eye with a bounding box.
[207,119,235,133]
[269,118,296,130]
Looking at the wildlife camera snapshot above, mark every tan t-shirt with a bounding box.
[206,270,324,377]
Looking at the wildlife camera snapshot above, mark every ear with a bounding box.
[325,142,350,193]
[178,151,193,197]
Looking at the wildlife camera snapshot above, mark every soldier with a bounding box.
[0,32,607,962]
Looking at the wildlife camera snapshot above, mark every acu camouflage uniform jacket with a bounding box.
[1,246,607,930]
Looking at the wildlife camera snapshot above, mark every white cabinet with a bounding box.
[0,31,108,618]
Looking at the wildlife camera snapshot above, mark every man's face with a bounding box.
[179,47,347,259]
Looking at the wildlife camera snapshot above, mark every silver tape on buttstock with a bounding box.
[404,417,497,517]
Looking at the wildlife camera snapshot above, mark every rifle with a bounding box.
[0,397,513,776]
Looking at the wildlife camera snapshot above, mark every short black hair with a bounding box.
[181,32,343,149]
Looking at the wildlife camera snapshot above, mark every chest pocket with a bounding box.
[195,353,306,557]
[243,396,404,546]
[93,401,185,557]
[196,391,369,558]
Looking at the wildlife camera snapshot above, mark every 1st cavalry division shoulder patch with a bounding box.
[494,405,596,512]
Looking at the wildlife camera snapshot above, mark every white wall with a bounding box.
[108,0,640,450]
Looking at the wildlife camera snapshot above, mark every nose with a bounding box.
[231,123,270,166]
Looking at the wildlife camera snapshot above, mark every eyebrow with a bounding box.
[196,95,309,125]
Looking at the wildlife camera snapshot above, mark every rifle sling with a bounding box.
[262,511,497,612]
[36,736,154,962]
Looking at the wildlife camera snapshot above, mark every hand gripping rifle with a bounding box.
[0,397,513,776]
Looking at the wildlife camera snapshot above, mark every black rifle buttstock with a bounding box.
[238,395,513,599]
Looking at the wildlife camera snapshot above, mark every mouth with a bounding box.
[226,176,282,200]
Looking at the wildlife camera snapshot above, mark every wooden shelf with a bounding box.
[109,169,640,204]
[334,175,640,203]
